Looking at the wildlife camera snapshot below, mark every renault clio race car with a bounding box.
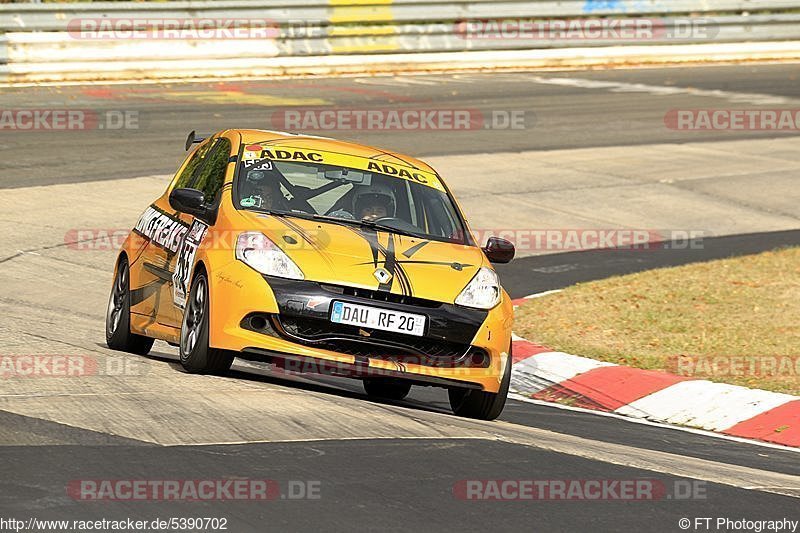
[106,129,516,419]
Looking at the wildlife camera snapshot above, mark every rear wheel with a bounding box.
[180,272,234,374]
[363,378,412,401]
[448,348,511,420]
[105,257,154,355]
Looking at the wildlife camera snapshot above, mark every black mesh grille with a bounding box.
[271,315,488,368]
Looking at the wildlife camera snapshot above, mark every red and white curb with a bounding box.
[510,297,800,448]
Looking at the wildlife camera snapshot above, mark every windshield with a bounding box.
[234,154,469,244]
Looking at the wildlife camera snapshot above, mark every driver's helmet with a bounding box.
[241,168,283,209]
[244,169,281,195]
[352,183,396,219]
[246,169,271,184]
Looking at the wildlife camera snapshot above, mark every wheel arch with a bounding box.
[187,259,214,344]
[191,259,208,283]
[115,249,129,268]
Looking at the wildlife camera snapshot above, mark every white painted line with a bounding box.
[413,75,472,84]
[392,76,439,86]
[513,289,562,308]
[525,75,796,105]
[616,380,797,432]
[352,76,407,86]
[511,351,615,395]
[523,289,562,300]
[352,75,439,87]
[510,393,800,454]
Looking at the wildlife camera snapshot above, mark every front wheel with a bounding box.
[180,272,233,374]
[105,257,154,355]
[363,378,412,401]
[448,348,511,420]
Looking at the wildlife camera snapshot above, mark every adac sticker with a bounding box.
[366,161,431,186]
[258,149,323,162]
[244,145,445,191]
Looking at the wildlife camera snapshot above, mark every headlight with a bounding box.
[455,267,501,309]
[236,232,304,280]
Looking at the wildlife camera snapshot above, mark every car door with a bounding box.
[167,137,233,327]
[128,138,217,334]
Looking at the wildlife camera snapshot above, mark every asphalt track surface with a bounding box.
[2,63,800,188]
[1,65,799,532]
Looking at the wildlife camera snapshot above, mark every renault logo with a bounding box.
[373,268,392,284]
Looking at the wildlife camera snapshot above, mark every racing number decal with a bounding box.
[172,220,208,309]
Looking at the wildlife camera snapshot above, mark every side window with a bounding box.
[192,138,232,205]
[174,140,214,189]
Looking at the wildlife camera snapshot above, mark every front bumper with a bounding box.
[207,260,513,392]
[238,347,484,390]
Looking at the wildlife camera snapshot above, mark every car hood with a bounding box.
[239,211,486,303]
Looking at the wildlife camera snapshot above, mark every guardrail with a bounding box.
[1,0,799,82]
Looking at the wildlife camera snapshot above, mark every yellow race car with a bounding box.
[106,130,515,419]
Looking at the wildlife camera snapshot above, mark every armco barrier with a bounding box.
[0,33,7,64]
[1,0,799,82]
[4,0,800,30]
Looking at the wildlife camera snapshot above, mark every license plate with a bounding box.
[330,301,426,337]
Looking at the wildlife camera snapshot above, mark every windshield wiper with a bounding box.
[259,210,423,239]
[306,214,422,238]
[261,210,367,230]
[351,218,423,239]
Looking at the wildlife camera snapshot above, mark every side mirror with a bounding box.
[482,237,515,264]
[169,188,206,216]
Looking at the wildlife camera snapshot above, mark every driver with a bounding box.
[352,183,396,221]
[241,169,284,210]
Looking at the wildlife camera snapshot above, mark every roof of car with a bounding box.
[232,129,438,175]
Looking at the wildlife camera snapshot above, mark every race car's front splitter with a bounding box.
[238,347,484,390]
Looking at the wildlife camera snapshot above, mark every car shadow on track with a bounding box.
[96,342,454,417]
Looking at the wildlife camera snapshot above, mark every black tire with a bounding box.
[448,348,512,420]
[179,271,234,374]
[106,257,155,355]
[363,378,412,401]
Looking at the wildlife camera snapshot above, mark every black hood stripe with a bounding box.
[344,226,414,296]
[376,236,416,297]
[343,226,381,268]
[274,217,320,251]
[402,241,429,258]
[377,234,396,293]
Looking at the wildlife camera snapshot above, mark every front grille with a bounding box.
[319,283,442,308]
[259,314,488,368]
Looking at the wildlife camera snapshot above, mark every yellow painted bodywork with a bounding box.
[118,130,513,392]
